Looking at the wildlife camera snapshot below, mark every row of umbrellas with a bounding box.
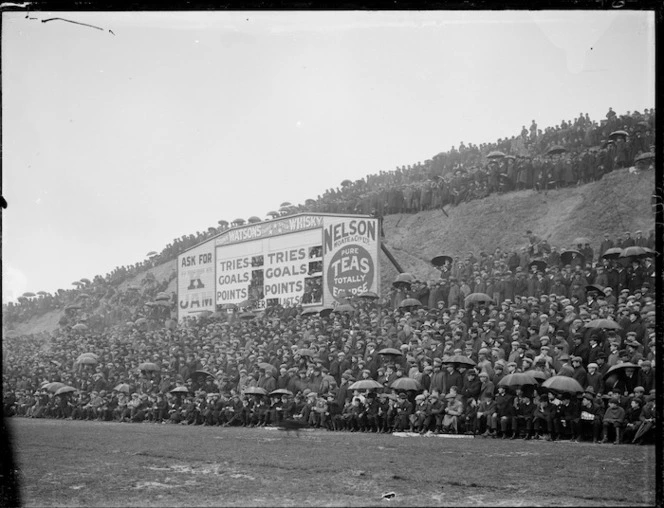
[41,362,641,398]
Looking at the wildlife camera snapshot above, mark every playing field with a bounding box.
[7,419,657,507]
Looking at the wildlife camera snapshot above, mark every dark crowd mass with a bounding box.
[3,230,656,446]
[2,106,656,447]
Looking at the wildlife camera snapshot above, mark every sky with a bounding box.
[1,10,655,303]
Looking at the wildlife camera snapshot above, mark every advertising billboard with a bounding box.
[177,214,379,320]
[177,242,216,319]
[215,228,323,309]
[322,216,379,304]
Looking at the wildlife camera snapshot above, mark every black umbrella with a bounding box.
[560,249,584,265]
[192,370,215,378]
[319,307,334,318]
[601,247,623,260]
[487,150,506,159]
[464,293,494,307]
[378,348,403,356]
[585,284,604,294]
[608,130,628,140]
[546,145,566,155]
[603,363,640,379]
[431,255,453,267]
[528,260,547,272]
[619,246,650,260]
[583,319,621,330]
[399,298,422,309]
[358,291,379,300]
[300,308,320,316]
[634,152,654,164]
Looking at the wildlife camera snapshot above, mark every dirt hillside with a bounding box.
[379,167,655,289]
[13,168,655,335]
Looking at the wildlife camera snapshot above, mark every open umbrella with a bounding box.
[247,216,262,223]
[78,293,90,299]
[155,300,172,308]
[333,304,355,313]
[65,304,82,311]
[170,386,190,394]
[146,251,158,257]
[528,260,547,272]
[619,246,649,259]
[390,378,421,391]
[572,237,592,246]
[233,218,246,225]
[399,298,422,309]
[44,382,67,393]
[560,250,584,265]
[541,376,584,393]
[79,278,91,285]
[135,317,148,325]
[498,372,537,388]
[601,247,623,260]
[113,383,131,393]
[138,362,160,372]
[358,291,379,300]
[546,145,566,155]
[529,371,547,383]
[319,307,334,318]
[340,179,353,187]
[243,386,268,396]
[431,255,453,267]
[443,355,477,367]
[634,152,654,164]
[77,352,98,360]
[300,308,320,316]
[487,150,506,159]
[583,319,621,330]
[77,356,97,365]
[348,379,384,390]
[279,202,292,208]
[54,386,77,396]
[269,389,293,397]
[155,292,170,301]
[378,348,403,357]
[22,292,36,298]
[392,272,415,289]
[72,281,83,287]
[603,363,640,379]
[464,293,494,306]
[585,284,604,294]
[72,323,88,332]
[239,312,256,320]
[37,291,50,296]
[608,130,628,140]
[192,370,215,378]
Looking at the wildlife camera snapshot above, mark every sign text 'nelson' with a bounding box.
[324,219,376,252]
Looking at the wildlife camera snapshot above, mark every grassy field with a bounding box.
[7,418,657,507]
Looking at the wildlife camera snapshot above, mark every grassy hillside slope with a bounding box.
[13,168,655,335]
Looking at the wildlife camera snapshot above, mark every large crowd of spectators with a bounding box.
[4,228,657,445]
[3,107,655,327]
